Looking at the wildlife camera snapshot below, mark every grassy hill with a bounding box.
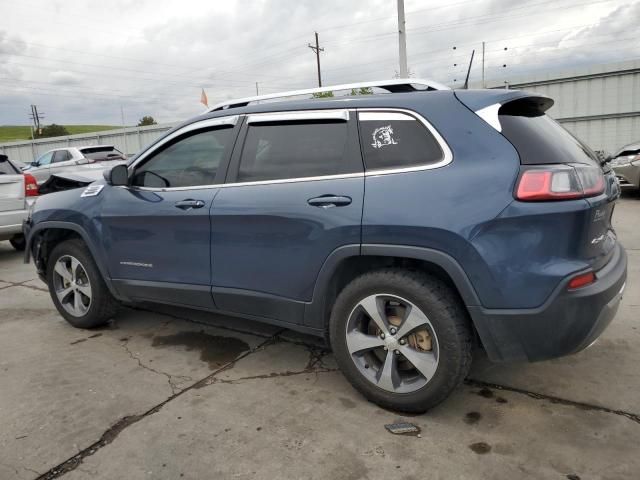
[0,125,120,143]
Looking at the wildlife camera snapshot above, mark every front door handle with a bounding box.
[307,195,352,208]
[175,199,205,210]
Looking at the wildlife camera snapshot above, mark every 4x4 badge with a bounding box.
[371,125,398,149]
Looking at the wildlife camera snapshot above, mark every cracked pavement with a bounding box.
[0,195,639,480]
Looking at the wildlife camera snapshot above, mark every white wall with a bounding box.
[0,124,174,163]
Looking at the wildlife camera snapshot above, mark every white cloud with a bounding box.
[0,0,636,125]
[49,70,83,85]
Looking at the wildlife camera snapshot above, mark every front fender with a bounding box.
[25,220,123,300]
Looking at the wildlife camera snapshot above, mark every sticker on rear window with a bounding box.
[371,125,398,149]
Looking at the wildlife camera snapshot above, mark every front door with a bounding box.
[210,110,364,324]
[101,118,239,308]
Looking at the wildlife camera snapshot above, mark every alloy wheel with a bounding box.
[52,255,92,317]
[345,294,439,394]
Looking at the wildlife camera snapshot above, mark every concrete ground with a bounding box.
[0,195,638,480]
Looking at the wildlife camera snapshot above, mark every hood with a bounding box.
[38,171,104,195]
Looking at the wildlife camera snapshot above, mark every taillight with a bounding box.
[516,164,605,201]
[24,173,39,197]
[567,271,596,290]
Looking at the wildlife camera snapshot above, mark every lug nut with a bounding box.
[394,349,400,355]
[383,346,388,351]
[399,339,406,345]
[380,333,385,339]
[390,327,397,335]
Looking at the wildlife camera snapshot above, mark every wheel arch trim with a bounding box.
[25,221,121,299]
[304,243,481,330]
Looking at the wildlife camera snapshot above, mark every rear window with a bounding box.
[0,159,19,175]
[499,99,598,166]
[80,146,124,161]
[358,111,443,171]
[238,121,357,182]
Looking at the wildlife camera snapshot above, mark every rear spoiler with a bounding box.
[454,90,553,132]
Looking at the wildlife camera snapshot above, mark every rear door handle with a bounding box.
[175,199,205,210]
[307,195,352,208]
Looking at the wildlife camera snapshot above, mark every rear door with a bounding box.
[0,159,25,214]
[49,149,77,177]
[210,110,364,324]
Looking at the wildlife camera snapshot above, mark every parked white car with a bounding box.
[0,154,38,250]
[24,145,126,184]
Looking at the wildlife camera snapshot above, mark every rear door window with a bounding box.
[358,111,444,171]
[237,118,360,182]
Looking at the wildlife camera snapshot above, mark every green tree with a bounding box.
[35,124,69,138]
[137,116,157,126]
[312,91,334,98]
[350,87,373,95]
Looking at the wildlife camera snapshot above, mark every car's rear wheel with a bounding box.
[9,234,26,251]
[330,269,473,413]
[46,239,119,328]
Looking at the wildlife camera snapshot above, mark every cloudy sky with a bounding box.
[0,0,638,126]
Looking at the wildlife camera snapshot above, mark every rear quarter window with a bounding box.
[358,111,444,171]
[0,159,19,175]
[498,99,598,166]
[80,147,124,160]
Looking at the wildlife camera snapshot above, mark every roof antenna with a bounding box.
[463,49,475,90]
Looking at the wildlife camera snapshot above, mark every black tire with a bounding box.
[46,239,119,329]
[329,268,473,413]
[9,234,26,251]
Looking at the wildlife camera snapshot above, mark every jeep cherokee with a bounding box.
[23,80,627,412]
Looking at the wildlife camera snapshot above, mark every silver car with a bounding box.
[0,154,37,250]
[24,145,126,185]
[610,141,640,192]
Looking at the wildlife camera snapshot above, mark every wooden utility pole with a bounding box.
[482,41,486,88]
[463,50,475,90]
[308,32,324,87]
[397,0,408,78]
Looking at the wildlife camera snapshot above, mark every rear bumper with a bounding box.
[613,164,640,189]
[469,241,627,362]
[0,208,29,241]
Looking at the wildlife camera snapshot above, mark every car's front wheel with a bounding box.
[46,239,119,328]
[330,269,473,413]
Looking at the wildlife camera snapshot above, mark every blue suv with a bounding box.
[24,80,627,412]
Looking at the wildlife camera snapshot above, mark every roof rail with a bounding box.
[208,78,450,112]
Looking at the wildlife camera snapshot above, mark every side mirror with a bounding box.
[104,164,129,186]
